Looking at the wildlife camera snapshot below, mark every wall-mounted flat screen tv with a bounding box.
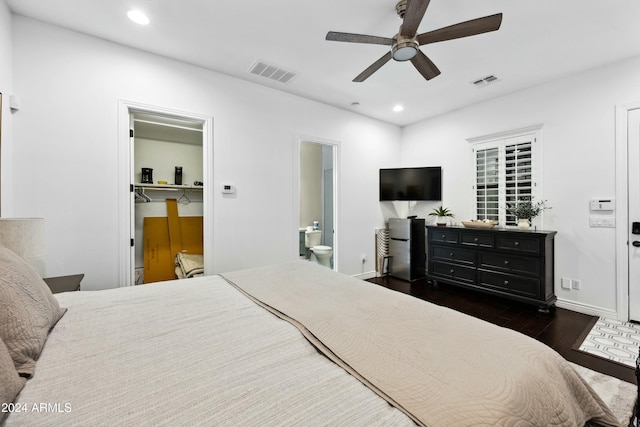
[379,167,442,201]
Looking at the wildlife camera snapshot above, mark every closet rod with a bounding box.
[133,118,203,133]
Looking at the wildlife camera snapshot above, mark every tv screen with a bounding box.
[379,167,442,201]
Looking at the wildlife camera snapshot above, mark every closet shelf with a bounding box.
[134,183,203,191]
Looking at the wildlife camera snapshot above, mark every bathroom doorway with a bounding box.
[298,138,338,271]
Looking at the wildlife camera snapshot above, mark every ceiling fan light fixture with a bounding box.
[392,37,419,61]
[392,45,417,61]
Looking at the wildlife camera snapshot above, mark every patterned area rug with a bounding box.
[577,317,640,367]
[570,363,636,425]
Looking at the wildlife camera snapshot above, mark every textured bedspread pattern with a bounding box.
[7,274,414,426]
[222,261,621,427]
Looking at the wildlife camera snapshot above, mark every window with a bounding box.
[469,126,541,226]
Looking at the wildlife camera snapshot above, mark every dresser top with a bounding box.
[426,224,557,237]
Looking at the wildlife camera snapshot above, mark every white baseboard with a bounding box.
[352,271,377,280]
[555,298,619,320]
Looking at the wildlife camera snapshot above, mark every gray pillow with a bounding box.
[0,247,66,377]
[0,336,26,412]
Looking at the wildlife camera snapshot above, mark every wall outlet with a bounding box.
[571,279,581,290]
[561,277,572,290]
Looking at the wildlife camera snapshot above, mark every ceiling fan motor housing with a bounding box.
[395,0,407,19]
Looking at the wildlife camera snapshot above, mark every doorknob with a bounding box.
[633,241,640,247]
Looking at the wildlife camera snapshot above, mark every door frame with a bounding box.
[293,134,340,271]
[614,100,640,321]
[118,100,214,287]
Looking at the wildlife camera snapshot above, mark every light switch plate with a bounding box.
[589,216,615,228]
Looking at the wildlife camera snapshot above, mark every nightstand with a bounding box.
[43,274,84,294]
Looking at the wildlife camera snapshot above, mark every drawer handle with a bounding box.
[450,269,455,274]
[514,241,520,246]
[449,252,454,257]
[442,235,446,239]
[504,260,510,266]
[473,237,479,243]
[504,280,510,286]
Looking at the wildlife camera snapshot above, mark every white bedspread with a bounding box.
[222,262,620,427]
[6,275,414,426]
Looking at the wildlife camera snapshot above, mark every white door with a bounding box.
[323,167,334,248]
[628,107,640,321]
[129,114,136,286]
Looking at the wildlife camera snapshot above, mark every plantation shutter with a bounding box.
[475,147,500,221]
[472,133,537,226]
[504,137,533,225]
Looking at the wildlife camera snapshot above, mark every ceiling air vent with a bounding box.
[471,74,499,88]
[249,61,297,84]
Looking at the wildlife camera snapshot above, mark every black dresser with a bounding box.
[426,225,556,312]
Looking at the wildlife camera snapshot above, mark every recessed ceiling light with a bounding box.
[127,10,150,25]
[393,105,404,112]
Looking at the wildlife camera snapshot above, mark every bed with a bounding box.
[0,247,625,426]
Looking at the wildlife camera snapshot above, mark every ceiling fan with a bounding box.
[325,0,503,82]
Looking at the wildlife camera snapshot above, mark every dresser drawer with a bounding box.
[496,236,540,254]
[431,245,476,266]
[479,252,540,276]
[431,261,476,284]
[460,232,494,248]
[478,271,540,299]
[430,229,459,244]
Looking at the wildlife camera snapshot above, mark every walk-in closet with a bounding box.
[132,112,204,284]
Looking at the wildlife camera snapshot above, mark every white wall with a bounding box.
[401,55,640,317]
[9,16,401,289]
[0,0,12,215]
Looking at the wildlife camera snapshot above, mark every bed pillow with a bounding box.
[0,336,26,410]
[0,246,66,378]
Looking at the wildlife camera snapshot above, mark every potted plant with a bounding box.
[506,199,550,229]
[429,206,454,227]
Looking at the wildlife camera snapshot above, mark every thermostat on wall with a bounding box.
[590,199,615,211]
[221,184,236,194]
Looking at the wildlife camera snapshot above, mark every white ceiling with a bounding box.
[7,0,640,126]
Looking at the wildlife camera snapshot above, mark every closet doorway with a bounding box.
[118,101,213,287]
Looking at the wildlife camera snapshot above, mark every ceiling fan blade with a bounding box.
[401,0,431,37]
[410,50,441,80]
[353,52,393,82]
[416,13,503,45]
[326,31,394,46]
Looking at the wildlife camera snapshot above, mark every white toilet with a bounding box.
[305,230,333,268]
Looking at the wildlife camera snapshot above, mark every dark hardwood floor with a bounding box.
[367,275,637,385]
